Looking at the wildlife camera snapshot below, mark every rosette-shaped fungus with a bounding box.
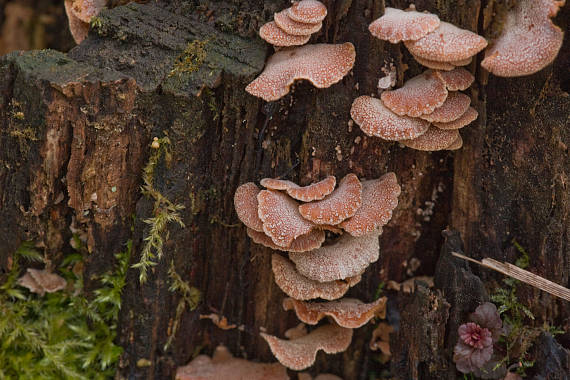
[17,268,67,296]
[246,43,356,101]
[260,323,353,370]
[481,0,565,77]
[368,7,440,44]
[64,0,106,44]
[175,345,288,380]
[453,302,503,374]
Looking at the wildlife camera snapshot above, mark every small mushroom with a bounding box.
[404,22,488,62]
[400,126,460,151]
[451,56,473,66]
[271,254,360,300]
[299,174,362,225]
[258,190,315,247]
[246,43,356,102]
[234,182,264,232]
[261,176,337,202]
[435,68,475,91]
[274,9,322,36]
[350,96,430,140]
[368,7,440,44]
[247,228,325,252]
[175,345,288,380]
[64,0,89,44]
[260,323,352,370]
[289,231,380,282]
[446,134,464,150]
[419,92,472,123]
[287,0,328,24]
[283,297,387,328]
[481,0,564,77]
[17,268,67,296]
[259,21,312,47]
[340,173,401,236]
[434,106,478,129]
[412,54,457,71]
[69,0,106,23]
[381,70,448,117]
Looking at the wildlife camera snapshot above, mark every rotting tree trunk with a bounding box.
[0,1,568,379]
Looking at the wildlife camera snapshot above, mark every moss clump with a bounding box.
[169,40,208,78]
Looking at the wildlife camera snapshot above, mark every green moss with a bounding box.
[169,40,209,78]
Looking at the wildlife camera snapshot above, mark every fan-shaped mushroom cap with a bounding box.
[274,10,322,36]
[299,174,362,225]
[64,0,89,44]
[17,268,67,296]
[289,231,380,282]
[412,54,456,71]
[258,190,315,247]
[400,126,460,151]
[481,0,564,77]
[260,323,353,371]
[259,21,311,47]
[175,345,288,380]
[272,254,359,300]
[381,70,448,117]
[435,68,475,91]
[69,0,106,23]
[261,176,337,202]
[246,43,356,102]
[247,228,325,252]
[350,96,430,140]
[404,22,488,62]
[434,106,478,129]
[234,182,264,232]
[339,173,401,236]
[288,0,328,24]
[419,92,471,123]
[446,134,463,150]
[283,297,387,328]
[368,7,440,44]
[451,56,473,66]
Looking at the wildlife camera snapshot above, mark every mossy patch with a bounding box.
[169,39,209,77]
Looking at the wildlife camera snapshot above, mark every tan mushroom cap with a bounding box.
[451,56,473,66]
[412,54,456,71]
[260,323,353,371]
[17,268,67,296]
[70,0,106,23]
[434,106,478,129]
[288,0,328,24]
[247,228,325,252]
[400,126,460,151]
[234,182,264,232]
[481,0,564,77]
[285,323,308,339]
[262,176,337,202]
[368,7,440,44]
[274,10,322,36]
[435,68,475,91]
[340,173,401,236]
[175,345,288,380]
[446,134,464,150]
[299,174,362,225]
[64,0,89,44]
[404,22,488,62]
[350,96,430,140]
[283,297,388,328]
[271,254,360,301]
[289,231,380,282]
[260,178,297,191]
[259,21,311,47]
[246,43,356,102]
[381,70,448,117]
[419,92,471,123]
[258,190,315,248]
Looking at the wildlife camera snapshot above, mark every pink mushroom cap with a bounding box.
[433,106,478,129]
[412,54,456,71]
[64,0,89,44]
[369,7,440,44]
[381,70,449,117]
[350,96,430,140]
[259,21,311,47]
[261,176,337,202]
[419,92,472,123]
[234,182,264,232]
[69,0,106,23]
[247,228,325,252]
[246,43,356,102]
[400,126,460,151]
[446,134,464,150]
[404,21,488,62]
[287,0,328,24]
[274,10,322,36]
[435,68,475,91]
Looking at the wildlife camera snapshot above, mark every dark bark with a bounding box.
[0,1,568,379]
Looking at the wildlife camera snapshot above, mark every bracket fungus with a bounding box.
[298,174,362,225]
[17,268,67,296]
[400,126,460,151]
[271,254,360,301]
[234,182,264,232]
[433,106,478,130]
[260,323,353,371]
[245,43,356,102]
[274,10,323,36]
[175,345,288,380]
[247,228,325,253]
[419,92,472,123]
[283,297,388,328]
[288,0,327,24]
[481,0,565,77]
[261,176,336,202]
[436,68,475,91]
[259,21,312,47]
[369,7,440,44]
[64,0,106,44]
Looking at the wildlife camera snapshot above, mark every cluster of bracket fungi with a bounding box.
[234,172,400,370]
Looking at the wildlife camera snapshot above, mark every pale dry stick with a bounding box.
[451,252,570,302]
